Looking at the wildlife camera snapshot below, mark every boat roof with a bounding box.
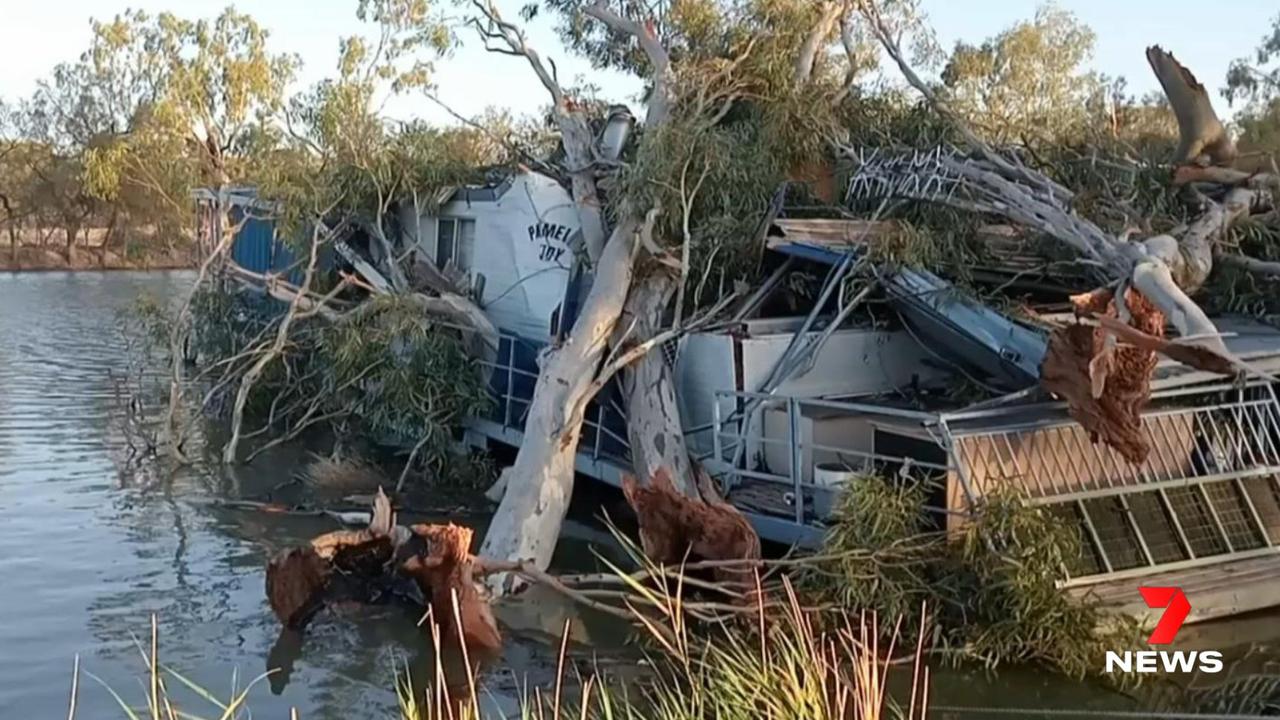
[765,216,1280,395]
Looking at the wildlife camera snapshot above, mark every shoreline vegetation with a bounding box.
[1,248,195,271]
[72,591,933,720]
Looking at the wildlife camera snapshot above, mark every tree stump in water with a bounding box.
[265,487,418,629]
[401,523,503,663]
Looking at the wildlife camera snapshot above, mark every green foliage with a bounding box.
[1226,15,1280,153]
[320,294,491,450]
[941,4,1106,147]
[1202,215,1280,323]
[616,110,787,311]
[186,287,489,474]
[815,474,1142,680]
[1225,14,1280,115]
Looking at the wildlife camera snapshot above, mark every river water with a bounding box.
[0,271,1274,719]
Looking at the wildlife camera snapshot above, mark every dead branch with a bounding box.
[470,0,608,263]
[1218,252,1280,277]
[163,204,250,462]
[223,219,330,464]
[856,0,1074,205]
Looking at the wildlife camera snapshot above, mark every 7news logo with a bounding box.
[1103,586,1223,674]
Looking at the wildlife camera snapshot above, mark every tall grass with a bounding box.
[76,576,928,720]
[69,614,273,720]
[398,574,928,720]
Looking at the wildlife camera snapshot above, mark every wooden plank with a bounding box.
[768,218,901,248]
[1072,552,1280,625]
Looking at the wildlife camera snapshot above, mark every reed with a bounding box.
[75,575,929,720]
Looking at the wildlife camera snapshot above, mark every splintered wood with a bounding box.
[265,487,404,629]
[621,466,762,592]
[264,488,500,664]
[401,523,503,661]
[1041,287,1163,463]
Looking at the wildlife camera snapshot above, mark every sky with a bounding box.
[1,0,1277,125]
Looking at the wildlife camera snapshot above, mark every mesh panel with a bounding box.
[1081,498,1146,570]
[1243,475,1280,544]
[1165,486,1230,558]
[1126,492,1188,564]
[1204,480,1266,551]
[1048,503,1103,576]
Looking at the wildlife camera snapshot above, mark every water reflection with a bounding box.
[4,270,1274,718]
[0,271,614,718]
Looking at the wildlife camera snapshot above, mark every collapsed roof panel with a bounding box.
[763,215,1280,394]
[765,223,1048,392]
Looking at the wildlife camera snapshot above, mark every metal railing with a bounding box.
[941,383,1280,585]
[473,332,632,463]
[711,390,949,525]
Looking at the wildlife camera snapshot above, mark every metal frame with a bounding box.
[710,390,948,525]
[463,328,1280,587]
[475,332,632,463]
[940,382,1280,586]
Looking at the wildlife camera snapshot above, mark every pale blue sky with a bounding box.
[1,0,1276,124]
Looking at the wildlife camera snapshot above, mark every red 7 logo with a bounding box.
[1139,586,1191,645]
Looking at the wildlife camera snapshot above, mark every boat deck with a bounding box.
[1070,551,1280,625]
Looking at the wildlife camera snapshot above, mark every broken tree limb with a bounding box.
[265,488,415,629]
[621,466,761,599]
[1146,46,1236,168]
[1040,288,1163,464]
[1090,313,1236,376]
[852,28,1274,458]
[1218,252,1280,278]
[401,523,503,662]
[856,0,1074,205]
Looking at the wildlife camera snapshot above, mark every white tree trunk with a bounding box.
[616,268,695,495]
[478,215,642,594]
[472,0,683,593]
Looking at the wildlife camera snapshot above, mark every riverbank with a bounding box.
[0,245,195,271]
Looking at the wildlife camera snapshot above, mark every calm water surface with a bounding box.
[2,271,1275,719]
[0,270,630,719]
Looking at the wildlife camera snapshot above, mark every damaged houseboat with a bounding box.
[203,127,1280,630]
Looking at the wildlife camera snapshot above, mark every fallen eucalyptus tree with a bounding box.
[852,0,1280,457]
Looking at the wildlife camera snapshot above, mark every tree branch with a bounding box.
[1218,252,1280,277]
[583,1,673,126]
[856,0,1074,204]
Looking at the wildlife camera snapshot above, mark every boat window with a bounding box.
[436,218,476,271]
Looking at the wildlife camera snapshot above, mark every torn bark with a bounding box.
[1041,288,1163,464]
[616,267,696,496]
[402,523,503,662]
[621,466,761,593]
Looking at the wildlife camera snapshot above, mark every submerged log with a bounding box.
[621,466,761,591]
[265,487,417,629]
[401,523,503,661]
